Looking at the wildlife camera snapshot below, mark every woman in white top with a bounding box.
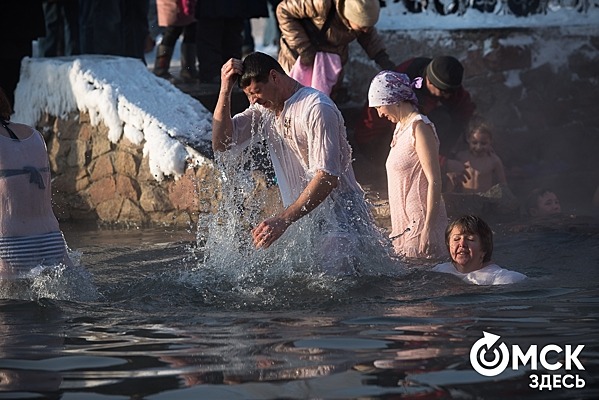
[0,87,72,279]
[432,215,526,285]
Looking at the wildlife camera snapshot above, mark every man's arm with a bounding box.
[212,58,243,152]
[252,170,338,249]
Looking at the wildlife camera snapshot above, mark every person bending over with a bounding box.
[212,51,387,274]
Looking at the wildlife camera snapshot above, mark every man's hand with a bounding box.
[220,58,243,91]
[252,216,291,249]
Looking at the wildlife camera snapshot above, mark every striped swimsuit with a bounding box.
[0,232,68,277]
[1,119,68,278]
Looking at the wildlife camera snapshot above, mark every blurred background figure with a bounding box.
[79,0,150,63]
[276,0,395,103]
[455,117,508,194]
[242,0,281,58]
[526,188,562,218]
[0,0,46,109]
[147,0,163,52]
[38,0,80,57]
[262,0,282,52]
[194,0,268,84]
[153,0,198,82]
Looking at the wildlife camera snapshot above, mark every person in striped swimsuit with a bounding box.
[0,86,73,279]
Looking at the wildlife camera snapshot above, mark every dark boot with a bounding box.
[179,43,198,83]
[153,44,174,78]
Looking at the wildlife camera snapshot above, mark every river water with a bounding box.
[2,131,599,398]
[0,219,598,399]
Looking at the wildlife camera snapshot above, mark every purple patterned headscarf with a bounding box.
[368,70,422,108]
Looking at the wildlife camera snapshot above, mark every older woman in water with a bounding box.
[432,215,527,285]
[368,70,447,259]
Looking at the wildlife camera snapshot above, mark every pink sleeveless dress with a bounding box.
[385,114,447,259]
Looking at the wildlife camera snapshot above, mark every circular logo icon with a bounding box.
[470,331,510,376]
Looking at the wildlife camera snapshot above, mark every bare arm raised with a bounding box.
[212,58,243,153]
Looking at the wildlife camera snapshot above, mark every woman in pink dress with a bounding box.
[368,71,447,259]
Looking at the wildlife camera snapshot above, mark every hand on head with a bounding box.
[220,58,243,90]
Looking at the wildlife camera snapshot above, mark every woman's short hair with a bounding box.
[445,215,493,262]
[239,52,285,89]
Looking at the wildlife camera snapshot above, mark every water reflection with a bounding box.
[0,300,64,397]
[0,217,597,398]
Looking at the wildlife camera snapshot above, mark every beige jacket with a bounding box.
[276,0,389,74]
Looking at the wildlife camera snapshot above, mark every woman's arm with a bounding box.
[414,121,444,255]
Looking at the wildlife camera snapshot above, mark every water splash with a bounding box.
[0,249,100,302]
[178,106,404,305]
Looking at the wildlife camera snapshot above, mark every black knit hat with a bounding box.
[426,56,464,91]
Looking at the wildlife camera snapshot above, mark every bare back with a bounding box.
[0,121,60,237]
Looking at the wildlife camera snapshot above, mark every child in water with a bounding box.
[526,188,561,217]
[455,118,507,194]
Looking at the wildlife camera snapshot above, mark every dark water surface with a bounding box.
[1,222,598,399]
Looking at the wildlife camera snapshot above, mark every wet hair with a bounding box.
[239,52,286,89]
[525,187,556,216]
[0,86,12,120]
[445,215,493,262]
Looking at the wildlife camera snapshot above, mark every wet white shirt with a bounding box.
[231,86,363,207]
[432,262,527,285]
[229,86,389,274]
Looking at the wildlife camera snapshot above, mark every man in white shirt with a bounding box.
[212,52,389,275]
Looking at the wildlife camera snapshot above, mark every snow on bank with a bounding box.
[14,55,213,181]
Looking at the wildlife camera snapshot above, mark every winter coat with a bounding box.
[276,0,388,74]
[157,0,196,27]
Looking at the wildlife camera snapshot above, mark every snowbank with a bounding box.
[14,55,213,181]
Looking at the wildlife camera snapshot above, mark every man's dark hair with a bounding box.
[239,52,286,88]
[445,215,493,262]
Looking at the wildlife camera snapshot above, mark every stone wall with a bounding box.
[41,111,281,228]
[41,112,213,227]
